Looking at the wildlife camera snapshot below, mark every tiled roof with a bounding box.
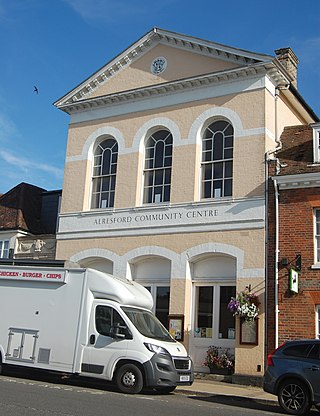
[276,125,320,175]
[0,183,46,233]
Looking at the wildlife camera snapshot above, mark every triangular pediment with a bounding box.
[55,28,274,108]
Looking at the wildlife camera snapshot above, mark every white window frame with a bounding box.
[0,240,9,258]
[316,305,320,339]
[312,123,320,164]
[143,129,172,205]
[192,281,236,344]
[91,138,118,209]
[314,209,320,266]
[201,120,233,200]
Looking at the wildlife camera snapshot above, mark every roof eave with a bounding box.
[272,172,320,189]
[154,27,274,62]
[56,61,279,114]
[288,85,319,122]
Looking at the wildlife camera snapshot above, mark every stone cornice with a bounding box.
[56,61,287,115]
[273,172,320,190]
[153,28,272,64]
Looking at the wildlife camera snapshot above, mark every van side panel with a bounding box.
[0,269,86,373]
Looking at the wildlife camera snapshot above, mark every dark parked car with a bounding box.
[263,340,320,415]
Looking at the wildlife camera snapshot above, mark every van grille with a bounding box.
[173,358,190,370]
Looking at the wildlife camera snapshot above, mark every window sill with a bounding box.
[311,264,320,269]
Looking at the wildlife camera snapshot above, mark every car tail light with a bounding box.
[267,343,285,367]
[267,353,275,366]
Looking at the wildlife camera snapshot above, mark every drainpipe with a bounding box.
[264,152,270,367]
[273,177,279,349]
[273,85,289,349]
[265,84,289,356]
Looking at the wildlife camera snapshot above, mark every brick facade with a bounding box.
[267,125,320,354]
[0,182,45,233]
[0,183,61,260]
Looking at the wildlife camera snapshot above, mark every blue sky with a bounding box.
[0,0,319,194]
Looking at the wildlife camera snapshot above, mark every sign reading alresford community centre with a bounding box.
[94,207,218,225]
[58,198,264,238]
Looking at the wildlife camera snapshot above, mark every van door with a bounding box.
[81,303,130,380]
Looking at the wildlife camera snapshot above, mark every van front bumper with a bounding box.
[143,353,194,388]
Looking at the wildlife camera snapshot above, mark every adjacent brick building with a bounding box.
[268,123,320,354]
[0,183,61,260]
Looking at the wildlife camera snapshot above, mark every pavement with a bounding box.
[176,377,278,406]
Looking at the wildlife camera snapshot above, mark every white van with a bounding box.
[0,264,193,393]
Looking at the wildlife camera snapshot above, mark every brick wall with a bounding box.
[268,165,320,353]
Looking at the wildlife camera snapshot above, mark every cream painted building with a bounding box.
[54,28,317,379]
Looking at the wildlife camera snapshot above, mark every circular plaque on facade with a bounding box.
[151,57,167,75]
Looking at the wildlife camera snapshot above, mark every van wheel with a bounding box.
[115,364,143,394]
[278,378,311,415]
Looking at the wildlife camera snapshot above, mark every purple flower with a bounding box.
[227,298,240,313]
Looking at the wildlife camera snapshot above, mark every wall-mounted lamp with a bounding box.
[279,254,301,271]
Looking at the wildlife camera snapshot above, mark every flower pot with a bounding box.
[209,367,233,375]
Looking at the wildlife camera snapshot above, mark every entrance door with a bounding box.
[190,284,236,372]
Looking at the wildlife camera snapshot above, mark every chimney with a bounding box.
[275,47,299,88]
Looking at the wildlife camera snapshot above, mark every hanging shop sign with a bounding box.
[289,268,299,293]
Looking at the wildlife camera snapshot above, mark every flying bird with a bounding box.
[34,86,39,94]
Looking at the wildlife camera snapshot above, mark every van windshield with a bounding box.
[121,307,175,342]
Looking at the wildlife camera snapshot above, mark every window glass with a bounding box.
[219,286,236,339]
[155,286,170,328]
[122,307,173,342]
[214,162,223,179]
[143,130,172,204]
[307,344,320,360]
[0,241,9,258]
[91,138,118,209]
[224,179,233,197]
[143,285,170,329]
[95,305,129,338]
[197,286,213,329]
[201,120,233,199]
[283,344,312,358]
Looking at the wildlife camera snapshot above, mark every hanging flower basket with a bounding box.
[227,288,260,322]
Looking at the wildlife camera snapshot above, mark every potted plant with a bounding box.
[203,345,235,374]
[227,288,260,322]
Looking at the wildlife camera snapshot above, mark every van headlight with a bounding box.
[144,343,169,355]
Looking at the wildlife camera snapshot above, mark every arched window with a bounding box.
[91,138,118,209]
[143,130,172,204]
[201,120,233,199]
